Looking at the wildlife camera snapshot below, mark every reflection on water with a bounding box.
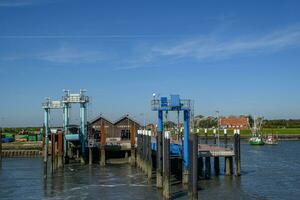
[1,141,300,200]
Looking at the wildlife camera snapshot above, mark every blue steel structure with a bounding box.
[42,89,89,164]
[151,95,192,179]
[61,89,89,158]
[42,98,63,168]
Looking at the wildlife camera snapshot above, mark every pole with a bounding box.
[43,108,49,179]
[204,128,208,144]
[157,110,163,188]
[100,123,106,166]
[188,133,198,200]
[63,103,69,164]
[163,131,170,199]
[80,103,86,163]
[183,110,189,185]
[147,130,152,181]
[224,129,228,148]
[235,129,241,176]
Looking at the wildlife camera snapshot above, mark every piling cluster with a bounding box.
[136,130,153,181]
[44,130,64,178]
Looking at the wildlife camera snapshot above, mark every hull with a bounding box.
[249,137,265,145]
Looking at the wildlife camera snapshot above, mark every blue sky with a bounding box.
[1,0,300,127]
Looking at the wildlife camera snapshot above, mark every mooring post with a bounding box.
[183,110,190,185]
[63,103,69,164]
[234,129,241,176]
[147,130,153,181]
[198,157,204,178]
[55,135,58,170]
[100,124,106,166]
[204,128,208,144]
[157,110,163,188]
[224,129,228,148]
[213,129,217,145]
[51,134,55,173]
[136,130,140,168]
[214,157,220,176]
[163,131,170,199]
[89,147,93,165]
[130,124,136,166]
[57,132,63,168]
[205,157,211,179]
[188,133,198,200]
[43,109,49,179]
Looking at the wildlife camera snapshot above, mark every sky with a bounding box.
[0,0,300,127]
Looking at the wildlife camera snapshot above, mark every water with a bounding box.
[1,141,300,200]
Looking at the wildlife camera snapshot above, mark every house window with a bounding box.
[121,130,130,140]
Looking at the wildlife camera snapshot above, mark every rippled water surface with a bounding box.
[1,141,300,199]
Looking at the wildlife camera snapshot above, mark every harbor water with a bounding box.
[1,141,300,200]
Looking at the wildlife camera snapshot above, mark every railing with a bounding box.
[151,99,192,111]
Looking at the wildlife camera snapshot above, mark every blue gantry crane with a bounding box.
[151,94,193,185]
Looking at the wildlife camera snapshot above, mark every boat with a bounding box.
[249,116,265,145]
[264,134,279,145]
[249,136,264,145]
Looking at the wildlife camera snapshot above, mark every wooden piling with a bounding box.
[163,131,170,199]
[130,125,136,166]
[234,130,241,176]
[100,124,105,166]
[188,133,198,200]
[58,133,63,168]
[50,134,55,173]
[147,131,152,181]
[89,147,93,165]
[198,157,204,178]
[205,157,211,179]
[157,132,163,188]
[214,157,220,176]
[225,157,231,176]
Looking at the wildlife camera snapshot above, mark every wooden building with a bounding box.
[88,114,140,143]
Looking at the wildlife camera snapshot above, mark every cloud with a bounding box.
[1,46,105,64]
[38,46,105,64]
[151,25,300,61]
[0,0,58,7]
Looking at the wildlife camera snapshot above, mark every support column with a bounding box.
[188,133,198,200]
[156,110,163,188]
[163,131,170,199]
[51,134,55,173]
[100,124,105,166]
[63,104,69,164]
[204,128,208,144]
[205,157,211,179]
[147,131,152,181]
[224,129,228,148]
[234,129,241,176]
[130,123,136,166]
[225,157,231,176]
[80,103,87,164]
[57,133,63,168]
[89,147,93,165]
[182,110,189,185]
[198,157,204,178]
[43,109,49,179]
[214,157,220,176]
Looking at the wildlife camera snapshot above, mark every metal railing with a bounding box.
[151,99,192,111]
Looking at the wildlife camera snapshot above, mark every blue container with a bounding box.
[2,137,14,143]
